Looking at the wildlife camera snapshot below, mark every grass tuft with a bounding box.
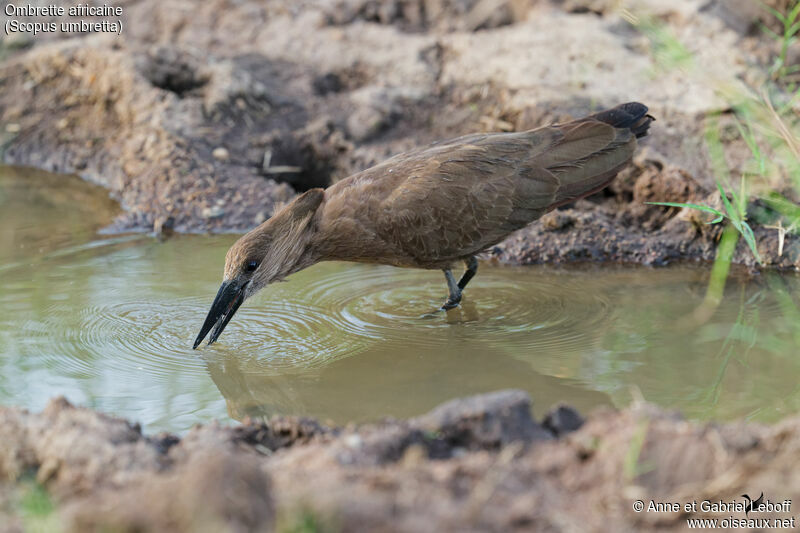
[621,9,694,72]
[647,116,764,265]
[762,0,800,84]
[17,478,60,533]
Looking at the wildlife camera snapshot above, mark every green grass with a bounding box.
[647,96,798,317]
[647,114,763,265]
[621,9,694,73]
[626,2,798,269]
[623,419,655,481]
[762,0,800,84]
[17,478,60,533]
[624,1,800,328]
[279,508,337,533]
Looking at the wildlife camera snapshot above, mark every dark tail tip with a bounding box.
[591,102,654,139]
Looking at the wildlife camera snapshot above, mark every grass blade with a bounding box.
[645,202,726,219]
[740,221,763,264]
[716,182,740,223]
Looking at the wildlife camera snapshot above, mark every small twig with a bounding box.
[765,220,798,257]
[264,165,303,174]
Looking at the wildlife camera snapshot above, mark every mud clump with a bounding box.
[411,389,554,450]
[0,397,163,496]
[329,390,553,466]
[4,392,800,531]
[64,452,274,533]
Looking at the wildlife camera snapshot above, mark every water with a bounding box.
[2,166,800,433]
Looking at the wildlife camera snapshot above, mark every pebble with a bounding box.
[346,106,387,142]
[343,434,363,449]
[202,206,225,219]
[212,147,229,161]
[401,444,427,467]
[5,123,21,133]
[541,211,576,231]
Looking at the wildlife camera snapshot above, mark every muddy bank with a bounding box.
[0,0,797,268]
[3,391,800,531]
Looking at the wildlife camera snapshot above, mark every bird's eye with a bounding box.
[245,260,259,272]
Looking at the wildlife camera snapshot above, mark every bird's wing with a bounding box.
[373,119,638,264]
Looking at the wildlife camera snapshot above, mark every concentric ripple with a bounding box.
[10,259,791,390]
[16,301,211,381]
[160,262,616,372]
[198,299,373,370]
[12,264,614,386]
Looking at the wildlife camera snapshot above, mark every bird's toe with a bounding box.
[441,296,462,311]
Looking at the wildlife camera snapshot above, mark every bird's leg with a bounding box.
[457,256,478,290]
[439,258,477,311]
[441,269,462,310]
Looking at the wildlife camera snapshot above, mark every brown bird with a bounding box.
[194,102,654,348]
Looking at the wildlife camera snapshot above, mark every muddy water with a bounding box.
[2,166,800,432]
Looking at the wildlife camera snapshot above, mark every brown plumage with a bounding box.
[194,102,654,348]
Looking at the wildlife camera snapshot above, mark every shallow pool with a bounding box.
[2,165,799,432]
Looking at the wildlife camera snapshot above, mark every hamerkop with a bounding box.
[194,102,654,348]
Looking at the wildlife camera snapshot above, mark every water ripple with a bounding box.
[18,263,616,379]
[18,301,208,380]
[249,264,615,361]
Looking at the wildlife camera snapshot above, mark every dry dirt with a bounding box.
[1,0,798,269]
[3,392,800,532]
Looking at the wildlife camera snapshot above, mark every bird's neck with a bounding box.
[288,240,323,275]
[274,187,328,276]
[267,223,320,280]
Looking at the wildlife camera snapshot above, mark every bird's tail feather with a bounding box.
[544,102,653,209]
[585,102,655,139]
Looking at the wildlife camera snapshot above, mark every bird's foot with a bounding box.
[420,295,461,318]
[440,293,462,311]
[439,268,463,312]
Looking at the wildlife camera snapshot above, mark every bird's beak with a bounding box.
[193,279,247,349]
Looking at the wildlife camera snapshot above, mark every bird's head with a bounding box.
[193,188,324,348]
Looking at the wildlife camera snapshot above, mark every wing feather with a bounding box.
[351,116,640,265]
